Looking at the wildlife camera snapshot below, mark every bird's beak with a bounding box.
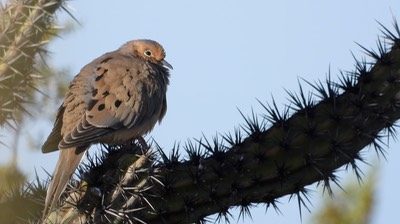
[161,59,173,70]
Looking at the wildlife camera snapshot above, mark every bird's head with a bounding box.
[121,39,173,70]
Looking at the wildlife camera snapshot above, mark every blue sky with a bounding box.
[2,1,400,223]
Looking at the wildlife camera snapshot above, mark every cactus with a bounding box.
[0,0,64,126]
[39,22,400,223]
[2,1,400,223]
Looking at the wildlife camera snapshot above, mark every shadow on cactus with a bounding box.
[4,20,400,224]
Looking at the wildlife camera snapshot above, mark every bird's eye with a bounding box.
[144,50,152,57]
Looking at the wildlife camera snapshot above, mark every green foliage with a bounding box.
[0,0,74,153]
[0,0,73,222]
[0,0,64,127]
[0,163,26,200]
[310,167,377,224]
[0,168,46,224]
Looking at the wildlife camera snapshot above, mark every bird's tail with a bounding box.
[43,148,86,221]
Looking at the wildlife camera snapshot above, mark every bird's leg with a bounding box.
[137,136,149,149]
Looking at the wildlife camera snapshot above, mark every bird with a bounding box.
[41,39,172,219]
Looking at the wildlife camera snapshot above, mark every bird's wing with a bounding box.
[59,55,164,149]
[41,106,65,153]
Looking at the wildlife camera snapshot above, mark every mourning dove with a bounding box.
[41,39,172,218]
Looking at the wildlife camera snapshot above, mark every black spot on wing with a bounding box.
[114,100,122,108]
[92,88,98,97]
[95,74,104,81]
[88,99,98,111]
[98,104,105,111]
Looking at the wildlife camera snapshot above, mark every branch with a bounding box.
[39,21,400,223]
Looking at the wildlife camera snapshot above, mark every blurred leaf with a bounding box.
[0,163,26,202]
[310,166,377,224]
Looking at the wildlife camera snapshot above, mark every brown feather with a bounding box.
[43,147,87,220]
[42,106,65,153]
[42,39,172,220]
